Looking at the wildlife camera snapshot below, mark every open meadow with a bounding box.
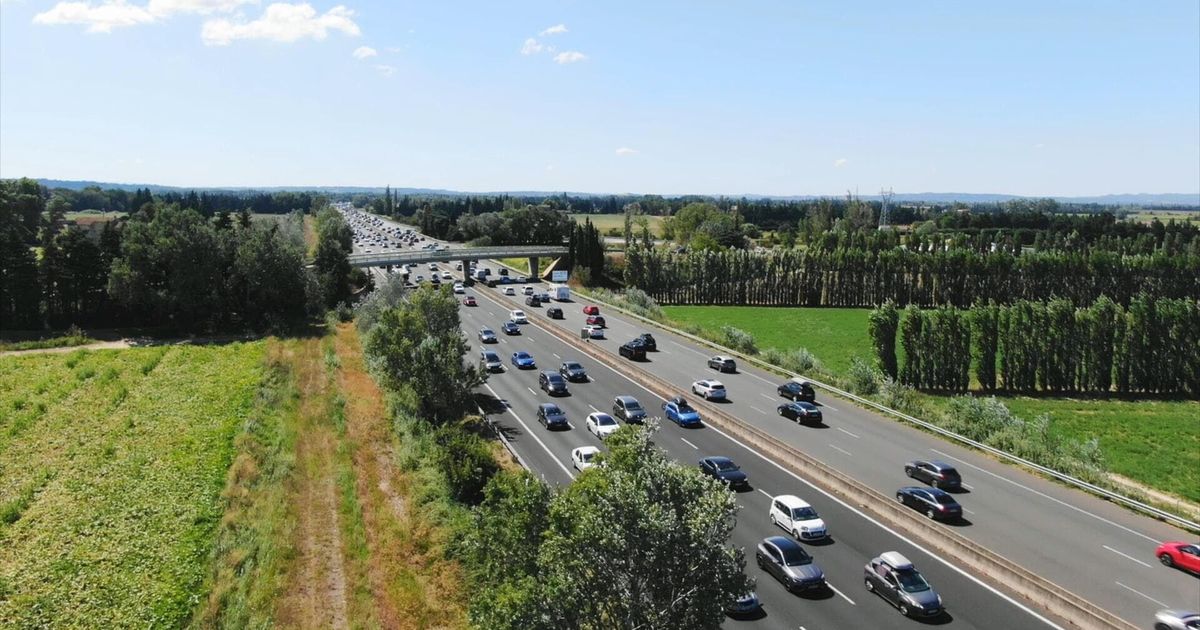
[570,213,665,237]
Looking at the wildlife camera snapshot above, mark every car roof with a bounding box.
[706,456,734,465]
[763,535,800,551]
[538,402,561,411]
[573,445,601,455]
[773,494,811,509]
[878,551,914,570]
[794,401,818,409]
[615,395,639,403]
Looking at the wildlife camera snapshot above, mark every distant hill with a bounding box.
[28,179,1200,207]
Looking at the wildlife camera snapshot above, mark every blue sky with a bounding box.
[1,1,1197,196]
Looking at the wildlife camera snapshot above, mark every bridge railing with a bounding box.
[346,245,568,268]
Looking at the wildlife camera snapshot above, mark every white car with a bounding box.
[768,494,828,541]
[523,285,535,295]
[585,412,620,440]
[572,446,602,471]
[691,379,727,400]
[584,325,605,339]
[441,271,452,280]
[509,309,528,324]
[429,263,438,271]
[452,283,465,294]
[504,287,516,296]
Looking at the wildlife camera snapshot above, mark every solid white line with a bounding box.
[829,444,853,457]
[757,488,773,500]
[699,423,1065,629]
[1114,581,1168,608]
[1103,545,1153,568]
[827,582,857,606]
[836,427,861,439]
[931,448,1160,545]
[680,437,699,450]
[484,383,574,480]
[749,405,767,415]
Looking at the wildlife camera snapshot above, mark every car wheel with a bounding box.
[793,528,802,540]
[864,577,875,593]
[904,467,914,478]
[1154,624,1171,630]
[895,493,904,504]
[777,407,784,416]
[926,508,936,520]
[770,514,777,526]
[898,602,910,617]
[1159,553,1174,567]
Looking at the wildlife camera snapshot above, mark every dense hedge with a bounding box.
[624,246,1200,308]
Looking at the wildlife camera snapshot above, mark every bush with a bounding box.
[433,422,500,504]
[761,347,823,375]
[845,357,880,395]
[719,326,758,355]
[879,378,923,415]
[586,287,666,322]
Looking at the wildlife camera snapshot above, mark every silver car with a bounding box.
[864,551,943,617]
[1155,610,1200,630]
[755,536,825,592]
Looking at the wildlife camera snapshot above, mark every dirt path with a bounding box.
[276,341,350,630]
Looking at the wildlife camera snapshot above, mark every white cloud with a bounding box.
[520,37,545,55]
[833,158,848,168]
[615,147,638,156]
[539,23,567,36]
[202,3,360,46]
[33,1,155,33]
[147,0,254,16]
[352,45,377,59]
[553,50,586,64]
[374,64,396,76]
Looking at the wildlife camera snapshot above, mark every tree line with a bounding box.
[1,178,354,332]
[868,296,1200,395]
[622,246,1199,308]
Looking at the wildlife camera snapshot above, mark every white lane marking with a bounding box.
[745,372,775,386]
[961,483,974,491]
[1114,581,1168,608]
[553,352,561,359]
[669,340,708,357]
[589,404,601,413]
[962,507,976,515]
[680,437,699,450]
[827,582,857,606]
[759,393,776,402]
[829,444,853,456]
[836,427,861,439]
[566,422,575,430]
[821,403,840,412]
[931,448,1160,545]
[500,338,508,344]
[1103,545,1152,568]
[757,488,773,500]
[586,376,595,383]
[527,387,537,396]
[699,423,1065,630]
[483,383,574,480]
[749,405,767,415]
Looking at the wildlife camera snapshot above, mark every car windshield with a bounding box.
[580,451,595,462]
[484,353,498,361]
[482,329,493,335]
[625,401,642,411]
[780,546,812,566]
[895,569,931,593]
[564,362,582,370]
[676,402,694,412]
[516,353,529,359]
[596,415,616,426]
[793,507,818,520]
[934,495,958,505]
[544,405,562,415]
[710,383,725,390]
[713,460,739,472]
[549,375,563,384]
[939,468,960,479]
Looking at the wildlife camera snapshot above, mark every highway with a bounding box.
[345,207,1200,627]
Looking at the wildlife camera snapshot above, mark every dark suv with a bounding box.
[777,380,815,402]
[612,395,647,424]
[537,402,568,429]
[559,361,588,382]
[619,339,647,361]
[525,294,542,307]
[538,370,569,396]
[635,333,657,351]
[546,306,564,319]
[903,460,963,491]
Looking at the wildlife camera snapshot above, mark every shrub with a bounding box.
[845,357,880,396]
[719,326,758,355]
[879,378,923,415]
[761,347,823,375]
[433,422,500,504]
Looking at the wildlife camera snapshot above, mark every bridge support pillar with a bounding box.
[528,257,540,280]
[462,259,472,282]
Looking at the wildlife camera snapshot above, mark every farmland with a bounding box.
[0,343,264,627]
[570,213,665,237]
[662,305,1200,503]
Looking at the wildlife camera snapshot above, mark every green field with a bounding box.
[662,305,1200,503]
[1125,210,1200,226]
[0,343,265,627]
[570,213,665,238]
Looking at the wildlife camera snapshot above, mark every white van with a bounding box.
[768,494,828,541]
[550,283,570,301]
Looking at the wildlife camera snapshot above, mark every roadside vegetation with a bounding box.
[0,325,94,352]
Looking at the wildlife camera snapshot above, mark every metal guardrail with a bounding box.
[347,245,568,268]
[574,288,1200,533]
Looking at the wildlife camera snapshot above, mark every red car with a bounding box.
[463,296,477,306]
[1157,541,1200,575]
[582,305,600,316]
[586,315,606,328]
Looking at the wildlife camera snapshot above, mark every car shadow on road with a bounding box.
[802,535,836,547]
[914,610,954,625]
[801,421,830,429]
[946,516,973,527]
[724,607,767,622]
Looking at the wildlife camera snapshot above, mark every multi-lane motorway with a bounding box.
[346,207,1199,628]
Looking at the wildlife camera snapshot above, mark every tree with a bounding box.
[313,205,353,308]
[0,181,41,328]
[899,305,923,386]
[971,302,1000,390]
[868,301,899,379]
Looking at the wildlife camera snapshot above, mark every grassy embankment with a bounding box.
[0,326,95,352]
[663,305,1200,504]
[0,327,468,628]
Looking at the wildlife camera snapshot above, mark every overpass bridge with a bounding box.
[346,245,569,280]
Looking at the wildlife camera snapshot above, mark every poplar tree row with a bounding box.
[623,246,1198,307]
[869,296,1200,395]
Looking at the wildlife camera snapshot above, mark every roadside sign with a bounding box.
[552,270,569,282]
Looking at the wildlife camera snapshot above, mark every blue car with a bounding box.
[663,397,702,427]
[502,321,521,335]
[511,351,536,369]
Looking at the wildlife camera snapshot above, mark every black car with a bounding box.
[896,487,963,521]
[502,321,521,335]
[698,456,748,489]
[619,339,647,361]
[498,268,508,276]
[636,333,657,351]
[777,380,816,402]
[536,402,568,429]
[538,371,569,396]
[755,536,826,592]
[546,306,564,319]
[525,295,542,307]
[612,395,647,423]
[559,361,588,382]
[778,401,823,424]
[707,356,737,373]
[904,460,963,490]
